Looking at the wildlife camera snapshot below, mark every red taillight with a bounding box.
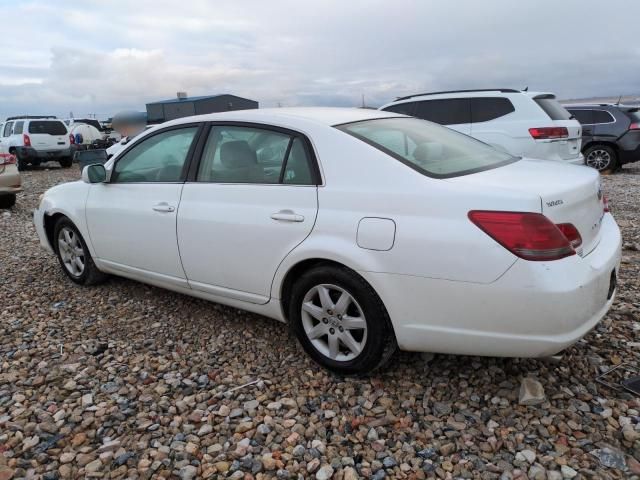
[468,211,575,261]
[528,127,569,140]
[629,123,640,130]
[69,134,75,145]
[556,223,582,249]
[23,134,31,147]
[603,194,610,213]
[0,153,16,165]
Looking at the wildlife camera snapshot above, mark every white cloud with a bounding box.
[0,0,639,119]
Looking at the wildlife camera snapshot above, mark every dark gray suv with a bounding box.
[565,104,640,171]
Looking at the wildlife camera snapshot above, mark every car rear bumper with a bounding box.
[0,164,22,194]
[616,131,640,164]
[365,213,621,357]
[16,146,71,161]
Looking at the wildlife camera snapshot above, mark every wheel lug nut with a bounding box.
[337,314,342,320]
[327,309,333,315]
[322,318,328,324]
[329,328,335,334]
[339,326,344,332]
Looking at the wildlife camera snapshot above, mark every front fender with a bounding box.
[36,181,95,256]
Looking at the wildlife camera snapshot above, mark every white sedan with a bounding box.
[34,108,621,374]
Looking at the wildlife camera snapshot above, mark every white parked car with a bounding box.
[0,116,73,170]
[34,108,621,373]
[380,89,584,164]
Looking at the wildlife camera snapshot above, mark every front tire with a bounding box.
[0,194,16,209]
[53,217,107,285]
[584,145,617,172]
[289,265,397,374]
[59,157,73,168]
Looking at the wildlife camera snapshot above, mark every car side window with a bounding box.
[197,126,315,185]
[592,110,615,124]
[471,97,515,123]
[414,99,471,125]
[111,127,198,183]
[13,121,24,134]
[568,110,594,125]
[3,122,13,137]
[383,102,416,116]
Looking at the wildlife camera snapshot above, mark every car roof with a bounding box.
[383,90,555,106]
[162,107,404,128]
[563,103,639,110]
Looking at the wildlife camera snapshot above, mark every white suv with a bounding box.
[0,116,73,170]
[380,89,584,164]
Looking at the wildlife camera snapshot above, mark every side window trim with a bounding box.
[278,137,295,183]
[109,123,204,184]
[188,121,322,186]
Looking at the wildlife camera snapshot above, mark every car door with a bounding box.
[85,124,201,288]
[413,98,471,135]
[177,123,320,304]
[567,109,595,144]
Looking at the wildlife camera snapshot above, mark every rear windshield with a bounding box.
[336,117,517,178]
[28,121,67,135]
[534,97,572,120]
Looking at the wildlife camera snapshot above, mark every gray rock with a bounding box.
[590,447,627,470]
[519,377,546,406]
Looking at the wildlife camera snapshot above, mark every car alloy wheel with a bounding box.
[57,226,85,277]
[300,284,368,361]
[586,149,612,171]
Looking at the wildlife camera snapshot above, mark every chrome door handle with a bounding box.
[152,203,175,213]
[271,210,304,222]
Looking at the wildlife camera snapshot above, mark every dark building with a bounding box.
[146,93,258,124]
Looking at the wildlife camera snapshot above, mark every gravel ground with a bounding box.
[0,163,639,480]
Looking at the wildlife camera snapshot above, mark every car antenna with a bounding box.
[616,95,622,105]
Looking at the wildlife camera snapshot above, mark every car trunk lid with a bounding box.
[531,94,582,160]
[27,120,69,151]
[448,158,606,256]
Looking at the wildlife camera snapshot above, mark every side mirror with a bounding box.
[82,164,107,184]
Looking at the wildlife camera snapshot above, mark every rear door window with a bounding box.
[471,97,515,122]
[414,98,471,125]
[13,121,24,134]
[28,121,68,135]
[568,109,594,125]
[383,102,417,116]
[534,97,572,120]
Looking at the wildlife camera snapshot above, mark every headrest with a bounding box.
[220,141,257,169]
[413,142,444,162]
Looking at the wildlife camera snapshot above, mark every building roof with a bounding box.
[146,94,255,105]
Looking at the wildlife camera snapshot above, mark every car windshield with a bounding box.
[336,117,518,178]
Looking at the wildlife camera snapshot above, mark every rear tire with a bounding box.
[59,157,73,168]
[0,194,16,209]
[288,264,397,375]
[584,145,617,172]
[53,217,107,285]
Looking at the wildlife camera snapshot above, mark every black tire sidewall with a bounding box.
[53,218,94,284]
[289,265,393,375]
[0,194,16,208]
[585,145,617,172]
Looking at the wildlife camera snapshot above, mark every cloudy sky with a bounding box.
[1,0,638,119]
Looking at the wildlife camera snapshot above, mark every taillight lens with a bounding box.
[529,127,569,139]
[468,211,575,261]
[629,123,640,130]
[23,134,31,147]
[69,134,75,145]
[556,223,582,249]
[0,153,16,165]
